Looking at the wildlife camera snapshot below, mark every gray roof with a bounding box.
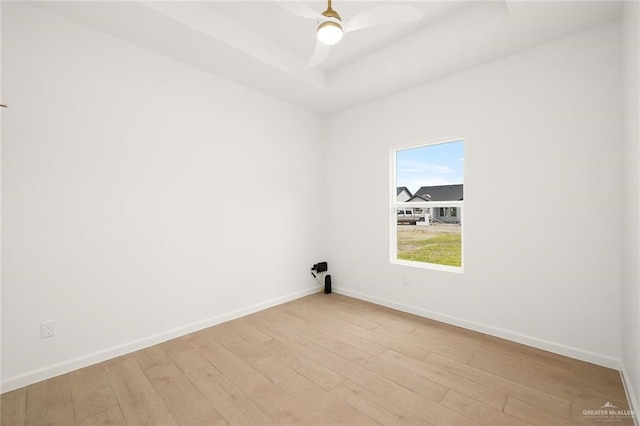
[396,187,413,197]
[414,184,463,201]
[406,195,432,202]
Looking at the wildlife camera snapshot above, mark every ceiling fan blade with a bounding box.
[305,39,331,68]
[344,5,423,33]
[275,0,323,20]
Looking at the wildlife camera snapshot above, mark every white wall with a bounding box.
[621,1,640,415]
[0,0,4,390]
[1,3,323,391]
[325,23,623,367]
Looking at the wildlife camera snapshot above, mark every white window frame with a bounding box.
[390,138,465,273]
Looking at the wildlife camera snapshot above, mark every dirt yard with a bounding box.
[397,223,461,239]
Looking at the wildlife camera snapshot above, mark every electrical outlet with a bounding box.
[40,321,55,339]
[402,277,409,287]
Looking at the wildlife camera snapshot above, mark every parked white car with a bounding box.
[397,208,426,225]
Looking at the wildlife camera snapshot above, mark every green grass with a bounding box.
[397,232,462,267]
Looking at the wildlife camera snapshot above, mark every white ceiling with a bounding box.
[33,1,623,114]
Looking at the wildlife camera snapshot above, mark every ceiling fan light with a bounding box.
[317,21,343,46]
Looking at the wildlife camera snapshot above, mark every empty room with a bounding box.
[1,0,639,425]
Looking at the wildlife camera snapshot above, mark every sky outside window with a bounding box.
[396,141,464,194]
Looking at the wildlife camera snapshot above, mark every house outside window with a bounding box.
[391,139,464,271]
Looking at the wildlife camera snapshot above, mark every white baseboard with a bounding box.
[332,286,622,370]
[1,286,321,393]
[620,364,640,426]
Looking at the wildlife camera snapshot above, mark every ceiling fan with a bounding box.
[277,0,424,68]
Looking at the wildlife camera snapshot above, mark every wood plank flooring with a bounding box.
[1,293,634,425]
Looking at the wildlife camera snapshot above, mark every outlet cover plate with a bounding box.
[40,321,55,339]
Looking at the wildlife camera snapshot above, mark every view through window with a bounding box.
[392,140,464,270]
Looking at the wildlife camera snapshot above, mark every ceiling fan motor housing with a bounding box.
[321,6,341,22]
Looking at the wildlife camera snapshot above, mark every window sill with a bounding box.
[390,258,464,274]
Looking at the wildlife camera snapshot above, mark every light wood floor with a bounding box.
[1,293,634,425]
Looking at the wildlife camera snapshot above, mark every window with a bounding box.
[437,207,458,217]
[391,139,464,271]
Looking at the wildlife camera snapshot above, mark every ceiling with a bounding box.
[33,1,622,114]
